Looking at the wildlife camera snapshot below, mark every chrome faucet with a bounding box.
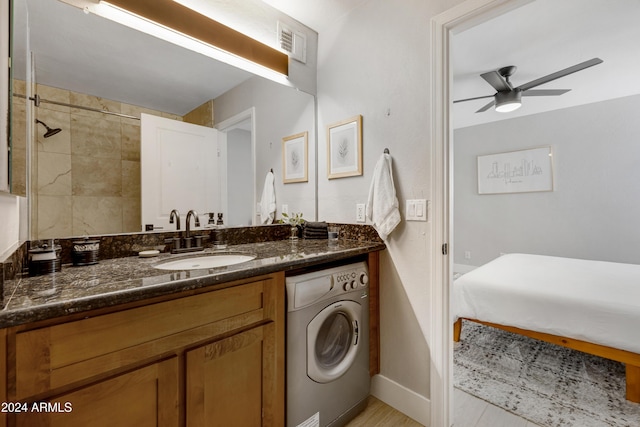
[185,210,200,238]
[169,209,181,230]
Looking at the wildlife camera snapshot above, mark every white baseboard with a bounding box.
[371,374,430,426]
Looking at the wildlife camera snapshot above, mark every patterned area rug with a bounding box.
[454,320,640,427]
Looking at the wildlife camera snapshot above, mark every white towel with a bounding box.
[366,153,400,240]
[260,171,276,224]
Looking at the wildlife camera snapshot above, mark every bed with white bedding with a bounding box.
[452,253,640,403]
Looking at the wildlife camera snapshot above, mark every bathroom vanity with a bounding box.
[0,238,384,427]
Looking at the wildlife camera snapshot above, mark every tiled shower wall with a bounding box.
[31,83,178,238]
[22,81,214,239]
[11,81,27,196]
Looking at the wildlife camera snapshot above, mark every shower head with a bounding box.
[35,119,62,138]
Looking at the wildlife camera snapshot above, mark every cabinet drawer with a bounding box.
[13,277,272,399]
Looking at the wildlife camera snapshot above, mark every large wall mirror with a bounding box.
[12,0,317,239]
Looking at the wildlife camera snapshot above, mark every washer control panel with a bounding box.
[286,261,369,310]
[334,268,369,292]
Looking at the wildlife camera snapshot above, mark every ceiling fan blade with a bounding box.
[476,100,495,113]
[453,94,494,104]
[518,58,603,91]
[522,89,571,96]
[480,70,511,92]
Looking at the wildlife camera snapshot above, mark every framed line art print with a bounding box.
[282,131,308,183]
[327,115,363,179]
[477,146,554,194]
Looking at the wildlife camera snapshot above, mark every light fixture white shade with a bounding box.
[495,101,522,113]
[494,89,522,113]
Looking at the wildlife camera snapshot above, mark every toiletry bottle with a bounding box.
[205,212,216,229]
[214,213,227,249]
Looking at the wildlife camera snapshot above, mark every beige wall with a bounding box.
[28,82,184,239]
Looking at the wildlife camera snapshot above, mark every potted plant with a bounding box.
[279,212,305,240]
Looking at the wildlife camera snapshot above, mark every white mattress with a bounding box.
[453,253,640,354]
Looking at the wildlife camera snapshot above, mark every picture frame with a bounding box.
[282,131,308,183]
[477,146,554,194]
[327,115,363,179]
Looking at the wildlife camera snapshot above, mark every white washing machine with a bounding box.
[286,261,370,427]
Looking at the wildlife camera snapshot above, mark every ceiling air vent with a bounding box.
[278,22,307,64]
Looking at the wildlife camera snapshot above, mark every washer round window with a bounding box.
[307,300,362,383]
[315,312,352,368]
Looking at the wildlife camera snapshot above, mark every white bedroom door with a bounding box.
[141,113,220,231]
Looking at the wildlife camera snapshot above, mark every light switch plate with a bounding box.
[406,199,428,221]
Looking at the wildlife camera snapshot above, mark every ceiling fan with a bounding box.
[454,57,603,113]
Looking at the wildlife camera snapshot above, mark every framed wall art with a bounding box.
[327,115,363,179]
[282,131,308,183]
[477,146,554,194]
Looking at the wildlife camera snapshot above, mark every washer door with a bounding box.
[307,300,362,383]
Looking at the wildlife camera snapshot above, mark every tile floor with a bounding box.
[453,388,541,427]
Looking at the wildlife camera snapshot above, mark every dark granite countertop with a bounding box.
[1,239,385,328]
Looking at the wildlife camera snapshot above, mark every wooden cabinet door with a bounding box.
[14,357,179,427]
[186,322,282,427]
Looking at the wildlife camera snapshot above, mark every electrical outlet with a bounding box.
[356,204,366,222]
[464,251,471,260]
[282,204,289,215]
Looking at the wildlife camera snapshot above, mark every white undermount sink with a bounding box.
[153,253,256,271]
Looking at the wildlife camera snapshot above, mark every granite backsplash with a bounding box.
[0,223,382,285]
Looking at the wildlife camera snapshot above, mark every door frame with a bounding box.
[215,107,257,225]
[429,0,530,425]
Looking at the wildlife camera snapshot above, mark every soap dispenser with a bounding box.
[205,212,216,229]
[213,213,227,249]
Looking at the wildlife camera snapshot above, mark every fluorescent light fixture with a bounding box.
[89,1,290,86]
[494,89,522,113]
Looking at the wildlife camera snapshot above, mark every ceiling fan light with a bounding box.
[494,89,522,113]
[495,101,521,113]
